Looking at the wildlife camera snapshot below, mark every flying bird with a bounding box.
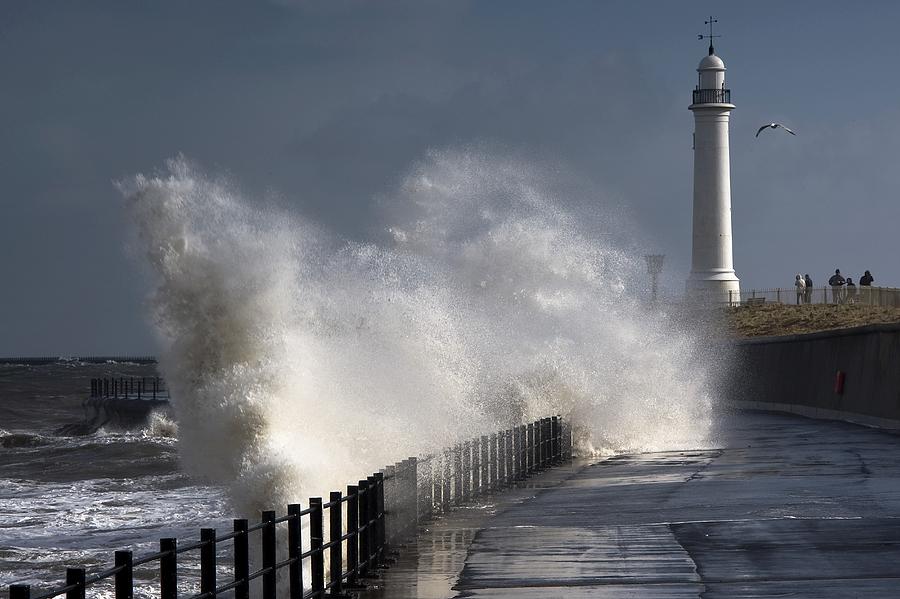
[756,123,796,138]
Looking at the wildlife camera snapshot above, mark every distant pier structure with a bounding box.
[686,17,740,301]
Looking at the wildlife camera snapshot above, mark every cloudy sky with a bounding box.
[2,0,899,355]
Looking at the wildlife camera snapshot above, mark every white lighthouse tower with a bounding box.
[687,18,740,302]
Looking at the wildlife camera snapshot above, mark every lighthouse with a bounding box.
[687,19,740,302]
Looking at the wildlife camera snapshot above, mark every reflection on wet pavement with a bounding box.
[362,411,900,598]
[356,462,588,599]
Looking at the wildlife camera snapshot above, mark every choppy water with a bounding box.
[0,363,228,595]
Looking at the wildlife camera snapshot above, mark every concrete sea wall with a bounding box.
[731,323,900,429]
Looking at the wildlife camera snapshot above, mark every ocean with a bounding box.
[0,361,227,596]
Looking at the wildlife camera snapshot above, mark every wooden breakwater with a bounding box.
[0,356,157,365]
[67,378,171,434]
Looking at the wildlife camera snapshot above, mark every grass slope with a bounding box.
[725,303,900,338]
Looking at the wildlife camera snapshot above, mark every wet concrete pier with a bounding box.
[363,411,900,598]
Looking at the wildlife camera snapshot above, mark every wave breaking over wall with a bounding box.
[120,152,724,514]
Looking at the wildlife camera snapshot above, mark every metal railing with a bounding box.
[90,377,169,401]
[7,416,571,599]
[692,88,731,104]
[727,286,900,308]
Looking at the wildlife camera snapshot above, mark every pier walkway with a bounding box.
[366,411,900,598]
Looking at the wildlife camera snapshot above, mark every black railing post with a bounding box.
[262,511,277,599]
[9,585,30,599]
[310,497,325,594]
[346,485,360,587]
[441,451,451,510]
[512,426,519,479]
[395,459,407,538]
[462,441,471,502]
[419,457,432,521]
[287,504,303,599]
[505,429,513,485]
[431,456,441,512]
[66,568,85,599]
[548,417,555,464]
[527,422,534,474]
[497,431,506,488]
[480,435,488,494]
[233,519,249,599]
[552,416,560,461]
[408,456,419,527]
[546,417,552,465]
[366,475,384,568]
[200,528,216,598]
[545,417,551,467]
[471,437,480,496]
[519,425,527,478]
[513,428,518,480]
[542,418,549,467]
[115,550,134,599]
[357,481,370,576]
[160,538,177,599]
[383,463,396,544]
[453,444,463,505]
[329,491,343,594]
[489,433,498,491]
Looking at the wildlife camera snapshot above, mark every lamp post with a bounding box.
[645,254,665,305]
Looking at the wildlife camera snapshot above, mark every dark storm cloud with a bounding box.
[2,1,900,353]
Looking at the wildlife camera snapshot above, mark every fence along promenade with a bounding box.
[727,285,900,307]
[8,416,571,599]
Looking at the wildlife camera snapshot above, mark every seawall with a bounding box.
[731,323,900,429]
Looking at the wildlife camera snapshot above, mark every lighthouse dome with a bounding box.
[697,51,726,90]
[698,53,725,71]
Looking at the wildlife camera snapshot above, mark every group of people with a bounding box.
[794,269,875,304]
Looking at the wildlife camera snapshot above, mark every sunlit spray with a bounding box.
[121,152,723,516]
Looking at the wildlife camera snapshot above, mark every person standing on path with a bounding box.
[846,277,858,303]
[804,274,814,304]
[860,270,874,304]
[860,270,874,286]
[795,274,806,305]
[828,269,846,304]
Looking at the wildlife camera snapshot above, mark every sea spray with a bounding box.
[121,152,724,514]
[120,157,488,514]
[384,150,721,453]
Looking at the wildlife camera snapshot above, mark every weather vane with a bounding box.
[698,16,721,55]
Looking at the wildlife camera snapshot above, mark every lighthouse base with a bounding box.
[686,271,740,305]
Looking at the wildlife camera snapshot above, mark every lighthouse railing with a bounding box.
[692,88,731,104]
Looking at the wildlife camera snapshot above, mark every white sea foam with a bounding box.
[120,152,725,515]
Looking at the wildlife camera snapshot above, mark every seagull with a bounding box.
[756,123,796,138]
